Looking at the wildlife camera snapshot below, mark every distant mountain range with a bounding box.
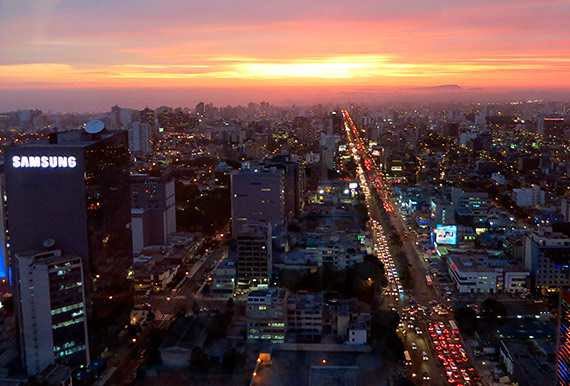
[407,84,484,91]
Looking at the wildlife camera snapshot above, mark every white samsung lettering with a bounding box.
[28,156,41,167]
[12,155,77,169]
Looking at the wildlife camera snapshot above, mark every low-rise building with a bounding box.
[210,259,236,299]
[159,316,210,368]
[447,254,529,294]
[246,289,287,343]
[133,254,179,292]
[286,293,324,343]
[500,339,556,386]
[512,184,545,207]
[325,299,371,344]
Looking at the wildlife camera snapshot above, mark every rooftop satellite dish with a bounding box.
[43,239,56,248]
[85,119,105,134]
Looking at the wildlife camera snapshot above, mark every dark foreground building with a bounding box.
[4,129,133,374]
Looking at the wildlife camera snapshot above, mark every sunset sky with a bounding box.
[1,0,570,110]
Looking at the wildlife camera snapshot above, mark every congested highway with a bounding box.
[342,110,483,385]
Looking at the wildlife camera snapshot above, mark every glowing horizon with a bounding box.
[1,0,570,107]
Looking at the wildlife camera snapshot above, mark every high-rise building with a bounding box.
[127,122,151,153]
[230,166,284,237]
[4,128,133,367]
[111,105,121,127]
[558,287,570,385]
[119,108,133,127]
[260,155,303,219]
[196,102,205,116]
[139,107,155,126]
[236,222,272,289]
[0,164,9,281]
[16,248,88,375]
[319,133,338,170]
[130,174,176,254]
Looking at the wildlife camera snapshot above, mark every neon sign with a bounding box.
[12,156,77,169]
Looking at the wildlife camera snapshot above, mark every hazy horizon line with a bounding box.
[1,85,569,114]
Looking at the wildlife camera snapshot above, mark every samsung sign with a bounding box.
[12,155,77,169]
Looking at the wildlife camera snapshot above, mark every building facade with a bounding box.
[512,185,545,207]
[286,293,324,343]
[230,166,284,237]
[16,248,88,375]
[130,174,176,254]
[246,289,287,343]
[447,255,529,294]
[4,129,133,368]
[524,232,570,291]
[127,121,151,153]
[558,287,570,385]
[236,222,272,289]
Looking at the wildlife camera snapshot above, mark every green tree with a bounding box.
[389,233,402,247]
[454,307,478,334]
[191,347,208,370]
[481,298,506,319]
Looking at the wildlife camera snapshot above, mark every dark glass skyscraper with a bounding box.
[4,129,133,369]
[558,287,570,385]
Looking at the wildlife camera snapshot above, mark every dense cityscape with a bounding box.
[0,99,567,386]
[2,0,570,385]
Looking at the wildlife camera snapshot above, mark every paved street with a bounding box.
[344,110,482,385]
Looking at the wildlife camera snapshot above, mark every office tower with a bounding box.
[329,111,343,135]
[139,107,155,126]
[119,108,133,127]
[196,102,205,116]
[236,222,272,289]
[16,248,88,375]
[0,164,8,281]
[111,105,121,127]
[4,128,132,367]
[130,174,176,254]
[320,133,338,170]
[127,121,152,153]
[263,155,303,219]
[230,166,284,237]
[558,287,570,385]
[524,232,570,291]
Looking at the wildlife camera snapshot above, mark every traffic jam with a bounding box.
[343,110,481,385]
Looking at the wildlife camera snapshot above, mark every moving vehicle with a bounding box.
[404,350,412,366]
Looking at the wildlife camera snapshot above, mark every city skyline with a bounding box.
[1,0,570,111]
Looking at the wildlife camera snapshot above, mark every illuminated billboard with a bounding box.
[435,225,457,245]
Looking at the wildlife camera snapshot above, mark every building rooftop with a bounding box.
[308,366,361,386]
[10,129,126,148]
[449,254,527,273]
[160,316,211,350]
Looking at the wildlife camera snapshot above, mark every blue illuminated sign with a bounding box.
[435,225,457,245]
